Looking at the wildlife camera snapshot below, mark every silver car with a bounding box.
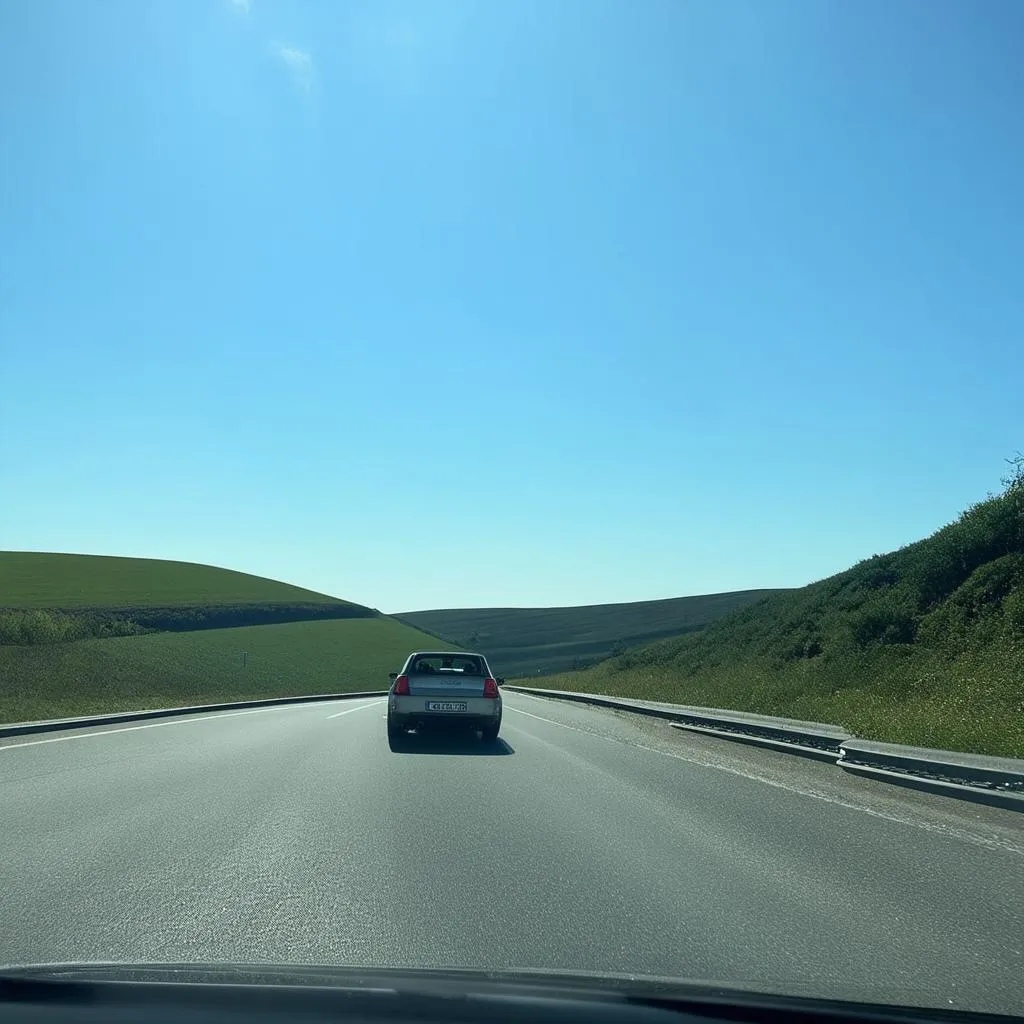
[387,651,503,744]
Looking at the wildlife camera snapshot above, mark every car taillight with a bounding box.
[483,678,499,698]
[394,674,410,695]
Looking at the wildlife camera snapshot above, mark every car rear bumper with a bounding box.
[389,694,501,727]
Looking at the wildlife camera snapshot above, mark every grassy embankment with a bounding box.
[538,467,1024,758]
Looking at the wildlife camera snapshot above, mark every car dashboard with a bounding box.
[0,964,1017,1024]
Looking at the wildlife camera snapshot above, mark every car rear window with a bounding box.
[412,655,484,675]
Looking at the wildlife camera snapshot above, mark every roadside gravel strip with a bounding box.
[504,685,1024,812]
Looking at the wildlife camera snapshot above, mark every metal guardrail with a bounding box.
[505,685,852,750]
[0,691,389,739]
[836,738,1024,806]
[505,685,1024,812]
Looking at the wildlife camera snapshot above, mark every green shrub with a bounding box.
[1003,589,1024,638]
[0,610,91,645]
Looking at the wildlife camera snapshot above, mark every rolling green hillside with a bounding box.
[1,552,352,607]
[397,590,781,678]
[0,617,452,723]
[539,465,1024,757]
[0,552,374,641]
[0,552,445,722]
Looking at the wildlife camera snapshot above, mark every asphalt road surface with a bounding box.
[2,692,1022,1015]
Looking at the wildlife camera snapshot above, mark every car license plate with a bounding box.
[426,701,467,712]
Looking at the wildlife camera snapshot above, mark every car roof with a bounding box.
[409,651,485,660]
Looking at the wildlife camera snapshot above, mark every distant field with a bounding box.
[0,552,356,609]
[0,617,451,723]
[397,590,781,678]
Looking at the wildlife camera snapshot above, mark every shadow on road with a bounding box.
[388,731,515,756]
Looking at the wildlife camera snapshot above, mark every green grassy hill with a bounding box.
[397,590,780,678]
[0,552,374,641]
[537,466,1024,757]
[0,617,451,723]
[0,552,446,722]
[1,552,352,607]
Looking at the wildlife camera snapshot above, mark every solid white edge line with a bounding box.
[506,706,563,726]
[327,700,385,719]
[0,699,381,752]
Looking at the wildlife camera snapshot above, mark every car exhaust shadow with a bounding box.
[388,731,515,756]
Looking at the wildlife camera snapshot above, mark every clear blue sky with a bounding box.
[2,0,1022,613]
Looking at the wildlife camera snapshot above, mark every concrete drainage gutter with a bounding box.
[0,690,389,740]
[505,685,1024,813]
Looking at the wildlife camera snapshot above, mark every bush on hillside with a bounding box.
[1003,588,1024,638]
[0,601,378,646]
[916,553,1024,654]
[850,603,917,648]
[0,610,146,645]
[120,602,377,632]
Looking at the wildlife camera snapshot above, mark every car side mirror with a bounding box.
[497,678,505,686]
[388,672,398,681]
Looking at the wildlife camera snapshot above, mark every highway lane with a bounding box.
[1,692,1022,1016]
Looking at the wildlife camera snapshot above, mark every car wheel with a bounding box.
[387,714,406,747]
[481,721,500,742]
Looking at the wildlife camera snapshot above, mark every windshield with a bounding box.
[410,655,484,674]
[1,0,1022,1018]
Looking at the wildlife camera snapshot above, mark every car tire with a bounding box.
[481,721,500,742]
[387,714,406,748]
